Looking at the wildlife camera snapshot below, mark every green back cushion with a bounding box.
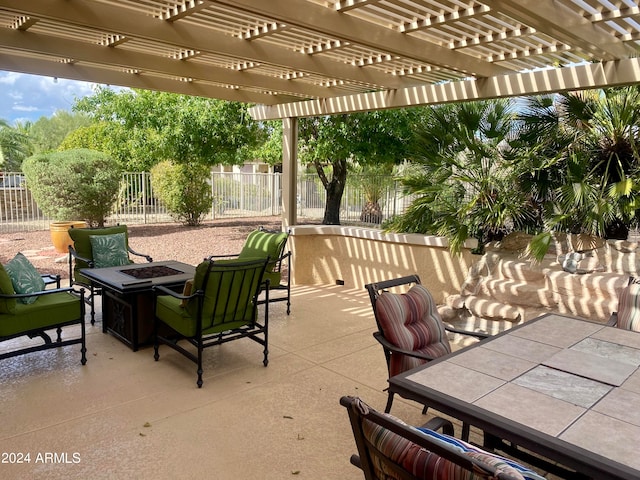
[238,230,288,285]
[4,253,45,305]
[157,259,266,337]
[69,225,129,275]
[0,263,17,314]
[89,232,130,268]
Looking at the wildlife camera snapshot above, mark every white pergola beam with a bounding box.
[0,54,284,104]
[214,0,510,78]
[481,0,632,60]
[0,0,416,90]
[0,28,329,99]
[249,57,640,119]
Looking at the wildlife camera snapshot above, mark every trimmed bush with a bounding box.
[22,148,121,227]
[151,160,212,226]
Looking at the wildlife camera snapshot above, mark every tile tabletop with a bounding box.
[395,313,640,478]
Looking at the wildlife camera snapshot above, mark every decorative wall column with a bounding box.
[281,117,298,228]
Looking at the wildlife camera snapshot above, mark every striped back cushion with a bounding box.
[416,428,547,480]
[362,417,544,480]
[617,283,640,332]
[375,284,451,377]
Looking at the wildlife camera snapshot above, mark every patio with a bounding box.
[0,283,464,479]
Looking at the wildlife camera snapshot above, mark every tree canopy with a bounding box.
[70,87,263,170]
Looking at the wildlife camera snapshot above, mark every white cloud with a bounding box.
[0,72,101,124]
[13,105,39,112]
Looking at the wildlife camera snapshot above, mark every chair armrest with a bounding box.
[152,285,202,301]
[127,246,153,263]
[607,312,618,326]
[421,416,455,436]
[0,286,83,300]
[444,326,490,339]
[372,332,438,362]
[207,254,240,260]
[41,273,61,288]
[68,246,94,267]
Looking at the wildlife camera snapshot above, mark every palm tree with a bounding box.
[386,99,534,253]
[0,120,32,171]
[519,87,640,247]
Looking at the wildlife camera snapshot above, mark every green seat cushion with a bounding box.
[4,253,45,304]
[238,230,288,286]
[89,232,130,268]
[69,225,130,278]
[0,291,81,337]
[0,263,17,314]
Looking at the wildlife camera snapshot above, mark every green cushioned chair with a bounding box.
[209,226,292,314]
[68,225,152,324]
[0,273,87,364]
[153,257,269,388]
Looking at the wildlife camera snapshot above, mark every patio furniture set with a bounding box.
[0,224,291,389]
[343,274,640,480]
[4,222,640,478]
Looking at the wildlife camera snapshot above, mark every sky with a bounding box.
[0,71,99,125]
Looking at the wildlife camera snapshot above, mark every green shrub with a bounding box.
[151,160,212,226]
[22,148,122,227]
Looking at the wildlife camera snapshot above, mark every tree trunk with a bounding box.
[317,158,347,225]
[360,201,383,224]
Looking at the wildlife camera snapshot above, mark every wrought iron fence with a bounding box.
[0,171,413,233]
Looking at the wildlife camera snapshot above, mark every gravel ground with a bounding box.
[0,217,283,279]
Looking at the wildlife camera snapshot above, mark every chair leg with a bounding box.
[80,315,87,365]
[153,319,160,361]
[462,422,471,442]
[384,390,395,413]
[286,286,291,315]
[196,339,203,388]
[89,286,96,326]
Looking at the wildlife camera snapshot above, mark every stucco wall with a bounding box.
[289,225,477,303]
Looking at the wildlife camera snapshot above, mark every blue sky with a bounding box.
[0,71,98,125]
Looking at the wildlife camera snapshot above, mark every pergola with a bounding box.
[1,0,640,226]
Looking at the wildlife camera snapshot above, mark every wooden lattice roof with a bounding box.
[1,0,639,119]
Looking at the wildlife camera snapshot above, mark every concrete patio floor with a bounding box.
[0,284,459,480]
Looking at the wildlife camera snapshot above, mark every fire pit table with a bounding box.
[80,260,195,351]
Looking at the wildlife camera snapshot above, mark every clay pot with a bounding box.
[50,221,87,254]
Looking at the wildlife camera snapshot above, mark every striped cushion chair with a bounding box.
[375,284,451,378]
[615,281,640,332]
[365,275,488,420]
[341,395,546,480]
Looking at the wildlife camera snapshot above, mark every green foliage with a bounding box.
[387,88,640,260]
[0,120,32,171]
[59,121,162,170]
[387,99,533,253]
[299,109,419,224]
[73,87,262,170]
[25,111,92,154]
[250,121,282,165]
[22,148,122,227]
[150,160,212,226]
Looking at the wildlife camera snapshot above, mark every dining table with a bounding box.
[388,313,640,480]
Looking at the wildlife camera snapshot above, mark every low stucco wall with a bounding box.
[289,225,477,303]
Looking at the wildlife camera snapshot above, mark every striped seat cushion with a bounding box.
[361,414,545,480]
[616,283,640,332]
[375,284,451,377]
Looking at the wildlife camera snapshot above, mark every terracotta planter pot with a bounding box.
[50,221,87,254]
